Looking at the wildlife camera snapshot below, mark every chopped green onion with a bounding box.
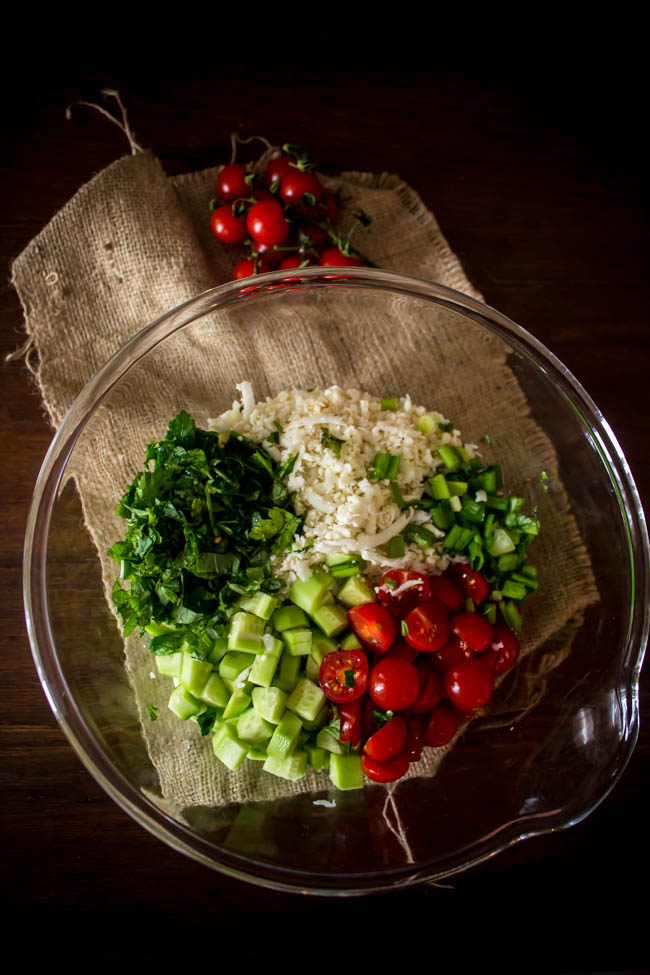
[501,579,527,601]
[500,600,522,632]
[381,397,399,411]
[447,480,469,497]
[390,481,408,509]
[482,602,497,625]
[497,552,520,574]
[344,669,355,688]
[487,527,516,557]
[404,524,437,548]
[400,620,409,636]
[460,497,485,525]
[437,445,462,472]
[321,427,345,458]
[429,473,451,500]
[465,597,475,613]
[387,534,405,558]
[510,571,539,592]
[431,504,456,531]
[438,421,454,432]
[369,452,401,481]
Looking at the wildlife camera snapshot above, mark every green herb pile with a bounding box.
[108,411,302,660]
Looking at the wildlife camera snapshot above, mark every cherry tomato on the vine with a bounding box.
[210,204,248,245]
[246,200,290,247]
[264,155,295,188]
[403,597,450,653]
[278,254,310,269]
[444,658,495,713]
[232,257,272,279]
[377,569,432,620]
[363,714,408,761]
[319,649,369,704]
[324,191,341,222]
[447,564,490,605]
[280,169,325,207]
[319,247,363,267]
[347,602,397,654]
[369,656,420,711]
[216,162,249,201]
[362,750,410,783]
[450,611,494,654]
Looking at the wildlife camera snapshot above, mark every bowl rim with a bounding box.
[23,266,650,894]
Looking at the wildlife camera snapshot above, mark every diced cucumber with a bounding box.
[222,686,252,719]
[248,639,282,688]
[310,632,337,665]
[289,569,332,614]
[247,746,268,761]
[227,611,265,654]
[329,752,364,790]
[251,685,287,724]
[301,701,329,731]
[236,708,275,745]
[305,743,330,772]
[273,652,302,692]
[237,591,279,621]
[305,654,320,683]
[271,604,309,631]
[325,552,363,579]
[267,710,303,760]
[197,672,230,708]
[168,685,203,720]
[316,727,345,755]
[281,627,313,656]
[340,630,362,651]
[219,651,256,682]
[212,724,250,771]
[263,749,308,781]
[337,575,376,608]
[155,651,183,678]
[310,602,348,638]
[208,637,229,665]
[286,677,327,723]
[180,652,213,696]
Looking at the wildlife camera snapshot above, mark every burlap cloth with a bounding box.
[12,143,598,808]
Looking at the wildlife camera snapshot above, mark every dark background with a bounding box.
[2,24,648,973]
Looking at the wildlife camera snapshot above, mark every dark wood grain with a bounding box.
[2,41,648,972]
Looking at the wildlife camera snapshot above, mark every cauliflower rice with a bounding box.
[209,383,478,585]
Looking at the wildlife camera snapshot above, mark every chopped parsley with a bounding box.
[321,427,345,458]
[147,704,159,721]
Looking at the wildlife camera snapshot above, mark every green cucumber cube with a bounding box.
[286,678,326,723]
[212,724,250,771]
[330,752,364,790]
[247,746,269,761]
[251,685,287,724]
[310,632,337,664]
[301,701,329,732]
[339,630,362,651]
[282,627,313,656]
[180,653,213,696]
[168,685,203,720]
[266,710,303,760]
[305,654,320,683]
[155,651,183,678]
[263,749,308,781]
[222,686,252,719]
[310,602,348,638]
[237,591,279,620]
[305,743,330,772]
[248,637,283,687]
[316,727,345,755]
[219,651,256,682]
[236,708,275,745]
[227,612,265,654]
[337,575,376,608]
[271,604,309,631]
[208,637,229,664]
[198,672,230,708]
[289,569,332,614]
[273,652,302,692]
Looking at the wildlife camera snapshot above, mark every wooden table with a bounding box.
[3,54,648,971]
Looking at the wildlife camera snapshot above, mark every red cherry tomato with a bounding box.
[319,247,363,267]
[447,563,490,605]
[347,603,397,654]
[369,656,420,711]
[403,597,450,653]
[297,223,331,252]
[216,162,249,201]
[278,254,310,269]
[362,750,410,783]
[210,204,248,245]
[280,169,325,207]
[264,155,295,188]
[487,624,521,675]
[232,256,272,279]
[377,569,432,620]
[337,699,363,747]
[423,703,459,746]
[319,649,369,704]
[324,191,341,222]
[431,634,473,674]
[246,200,290,247]
[450,611,494,654]
[384,637,419,663]
[410,661,444,714]
[251,187,274,203]
[253,241,284,268]
[444,658,495,712]
[364,714,408,761]
[428,574,465,614]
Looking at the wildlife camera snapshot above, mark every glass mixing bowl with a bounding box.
[24,267,648,894]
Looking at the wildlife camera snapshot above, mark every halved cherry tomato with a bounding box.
[431,634,473,674]
[486,623,521,675]
[450,611,494,654]
[410,661,443,714]
[384,637,418,663]
[319,649,369,704]
[216,162,249,201]
[444,658,495,712]
[337,699,363,747]
[369,656,419,711]
[447,564,490,605]
[347,603,397,654]
[404,715,426,761]
[403,597,450,653]
[423,703,459,747]
[377,570,432,619]
[362,750,410,783]
[428,574,465,614]
[210,204,248,245]
[364,714,407,761]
